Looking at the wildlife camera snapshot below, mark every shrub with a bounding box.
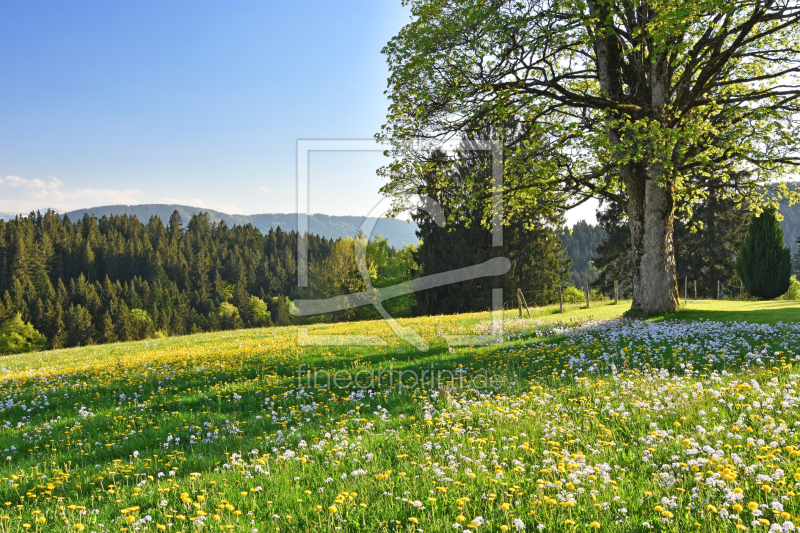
[217,302,242,330]
[782,276,800,300]
[561,285,585,304]
[130,309,155,340]
[590,288,608,302]
[248,296,272,327]
[0,314,48,355]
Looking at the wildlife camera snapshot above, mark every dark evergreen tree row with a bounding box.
[595,183,751,299]
[0,210,336,348]
[410,147,570,314]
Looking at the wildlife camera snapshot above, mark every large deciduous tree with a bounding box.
[378,0,800,313]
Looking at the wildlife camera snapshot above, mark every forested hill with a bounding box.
[780,201,800,254]
[557,221,607,287]
[1,209,423,352]
[0,205,420,250]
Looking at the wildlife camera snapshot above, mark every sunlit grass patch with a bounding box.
[0,303,799,531]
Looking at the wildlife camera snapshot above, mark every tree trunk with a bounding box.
[624,165,646,309]
[639,178,679,312]
[637,58,679,313]
[625,166,679,313]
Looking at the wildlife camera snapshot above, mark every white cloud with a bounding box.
[0,175,142,213]
[260,186,270,193]
[0,175,242,216]
[1,175,61,190]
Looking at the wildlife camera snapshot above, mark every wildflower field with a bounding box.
[2,301,800,533]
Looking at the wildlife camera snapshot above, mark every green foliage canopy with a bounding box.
[379,0,800,313]
[380,0,800,216]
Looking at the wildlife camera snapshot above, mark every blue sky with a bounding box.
[0,1,597,223]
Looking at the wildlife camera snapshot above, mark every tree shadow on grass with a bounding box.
[651,300,800,324]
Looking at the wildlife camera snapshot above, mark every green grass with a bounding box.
[0,300,798,532]
[665,299,800,323]
[500,298,799,324]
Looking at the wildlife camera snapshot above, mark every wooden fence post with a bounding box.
[717,280,720,300]
[518,288,532,318]
[684,275,688,306]
[614,280,618,304]
[586,284,590,309]
[694,280,697,300]
[558,286,563,313]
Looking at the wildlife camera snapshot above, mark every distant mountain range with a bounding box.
[0,204,420,249]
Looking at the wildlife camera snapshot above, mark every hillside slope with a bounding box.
[1,302,800,533]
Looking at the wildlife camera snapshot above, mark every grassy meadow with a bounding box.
[1,300,800,532]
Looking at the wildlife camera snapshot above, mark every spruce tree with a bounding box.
[101,311,117,344]
[736,208,792,299]
[66,304,96,347]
